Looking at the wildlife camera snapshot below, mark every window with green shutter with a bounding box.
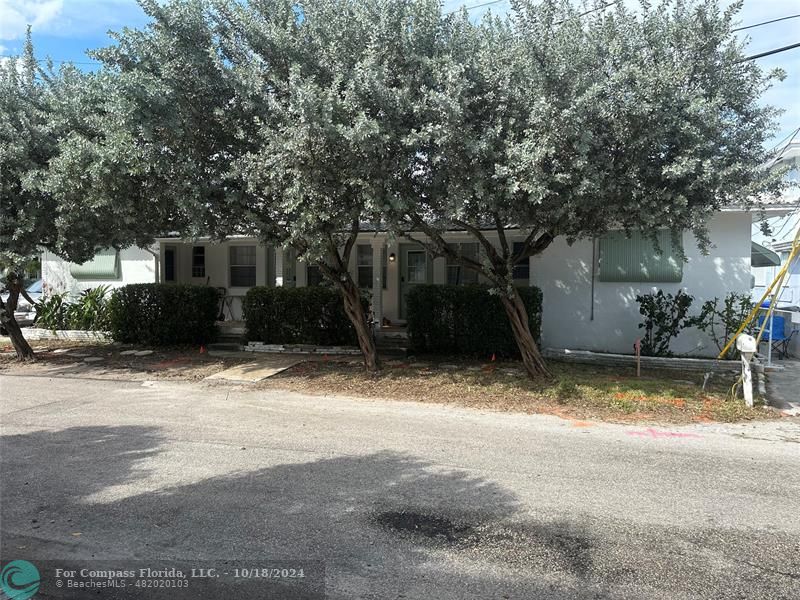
[598,230,683,283]
[69,248,121,280]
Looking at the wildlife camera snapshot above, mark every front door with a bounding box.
[399,245,432,319]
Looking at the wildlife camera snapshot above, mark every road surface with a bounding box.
[1,374,799,599]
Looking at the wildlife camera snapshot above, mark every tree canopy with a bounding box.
[0,0,783,374]
[0,32,182,357]
[387,0,784,376]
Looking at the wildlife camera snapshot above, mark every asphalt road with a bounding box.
[1,373,799,599]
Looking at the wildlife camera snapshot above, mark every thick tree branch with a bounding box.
[494,212,510,259]
[450,219,501,265]
[342,218,359,265]
[512,230,556,262]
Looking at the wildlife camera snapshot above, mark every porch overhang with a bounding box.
[751,241,781,267]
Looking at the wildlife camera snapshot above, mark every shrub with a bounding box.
[406,285,543,358]
[691,292,755,360]
[635,290,694,357]
[66,285,112,331]
[34,292,69,330]
[243,286,368,346]
[108,284,219,345]
[34,286,112,331]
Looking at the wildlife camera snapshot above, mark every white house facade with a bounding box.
[158,210,755,357]
[41,245,159,297]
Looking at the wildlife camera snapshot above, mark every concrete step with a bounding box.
[208,342,244,352]
[376,331,409,339]
[379,347,409,358]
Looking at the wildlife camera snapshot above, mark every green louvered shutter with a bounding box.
[599,230,683,283]
[69,249,121,280]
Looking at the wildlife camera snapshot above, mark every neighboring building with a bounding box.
[752,140,800,308]
[751,137,800,358]
[41,245,159,297]
[158,209,760,357]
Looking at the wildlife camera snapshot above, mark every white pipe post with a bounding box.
[741,354,753,407]
[736,334,757,408]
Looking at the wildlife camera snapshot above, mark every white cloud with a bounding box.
[0,0,63,40]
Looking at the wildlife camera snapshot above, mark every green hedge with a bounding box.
[406,284,543,357]
[108,284,219,346]
[243,286,368,346]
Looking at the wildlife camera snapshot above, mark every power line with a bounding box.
[769,126,800,154]
[0,56,100,66]
[445,0,506,14]
[574,0,621,19]
[737,42,800,62]
[733,13,800,32]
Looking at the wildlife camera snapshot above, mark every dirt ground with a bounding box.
[0,340,781,424]
[0,340,245,381]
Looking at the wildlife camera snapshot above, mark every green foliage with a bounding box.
[0,32,167,269]
[692,293,755,359]
[34,286,112,331]
[243,287,368,346]
[399,0,784,251]
[65,286,112,331]
[75,0,783,373]
[108,284,218,346]
[34,293,69,330]
[554,378,580,405]
[406,285,543,358]
[636,290,695,357]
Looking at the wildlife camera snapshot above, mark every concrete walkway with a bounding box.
[205,354,303,383]
[765,358,800,415]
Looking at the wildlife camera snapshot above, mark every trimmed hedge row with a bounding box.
[243,286,368,346]
[108,284,219,346]
[406,284,543,357]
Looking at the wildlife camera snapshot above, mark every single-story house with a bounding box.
[41,245,159,297]
[156,209,772,357]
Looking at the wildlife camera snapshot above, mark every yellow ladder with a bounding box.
[719,225,800,359]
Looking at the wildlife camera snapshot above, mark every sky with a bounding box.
[0,0,798,146]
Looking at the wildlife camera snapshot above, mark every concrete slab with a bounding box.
[205,357,301,383]
[766,358,800,415]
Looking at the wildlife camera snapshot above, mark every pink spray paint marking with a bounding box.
[627,427,702,439]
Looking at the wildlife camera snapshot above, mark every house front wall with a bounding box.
[41,246,158,298]
[532,211,752,356]
[159,211,751,357]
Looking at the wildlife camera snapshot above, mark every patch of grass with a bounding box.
[553,378,580,404]
[258,358,774,424]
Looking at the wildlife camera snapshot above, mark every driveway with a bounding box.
[1,373,799,599]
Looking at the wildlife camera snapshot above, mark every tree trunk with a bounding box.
[500,290,550,379]
[1,306,35,360]
[338,277,380,373]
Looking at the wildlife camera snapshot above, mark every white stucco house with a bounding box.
[41,245,159,297]
[155,209,768,357]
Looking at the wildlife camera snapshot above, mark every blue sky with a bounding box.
[1,0,798,146]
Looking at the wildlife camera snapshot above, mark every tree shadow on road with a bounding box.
[0,425,602,599]
[2,425,797,599]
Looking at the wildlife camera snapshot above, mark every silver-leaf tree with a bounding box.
[391,0,783,378]
[91,0,442,371]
